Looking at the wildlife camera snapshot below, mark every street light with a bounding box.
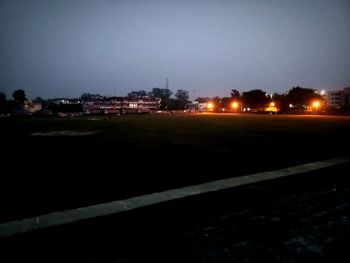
[232,101,238,111]
[270,102,275,107]
[207,102,214,111]
[312,101,320,113]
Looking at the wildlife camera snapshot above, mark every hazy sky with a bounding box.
[1,0,349,99]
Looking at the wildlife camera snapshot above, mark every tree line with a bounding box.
[195,87,323,112]
[126,86,324,112]
[0,86,324,114]
[0,88,190,113]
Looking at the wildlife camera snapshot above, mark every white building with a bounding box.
[323,87,350,110]
[326,90,343,109]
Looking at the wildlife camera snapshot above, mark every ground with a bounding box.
[1,113,350,262]
[1,113,350,222]
[1,162,350,262]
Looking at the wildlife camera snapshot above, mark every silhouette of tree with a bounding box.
[286,87,323,108]
[33,97,48,107]
[81,93,101,100]
[220,97,232,109]
[150,88,172,99]
[174,89,189,109]
[231,89,240,99]
[127,90,149,98]
[0,92,7,113]
[12,89,26,106]
[168,98,183,110]
[272,93,288,112]
[175,89,189,102]
[211,96,221,107]
[194,97,211,103]
[150,87,173,110]
[242,89,270,110]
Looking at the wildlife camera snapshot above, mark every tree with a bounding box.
[12,89,26,106]
[0,92,7,113]
[212,96,221,106]
[167,98,183,110]
[286,86,323,109]
[242,89,270,110]
[48,102,59,115]
[33,97,48,108]
[195,97,211,103]
[220,97,232,109]
[175,89,189,102]
[174,89,189,110]
[0,92,6,102]
[127,90,149,98]
[150,87,173,110]
[150,88,172,100]
[272,93,288,112]
[231,89,240,99]
[81,93,101,100]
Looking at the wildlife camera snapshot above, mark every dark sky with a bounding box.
[1,0,349,100]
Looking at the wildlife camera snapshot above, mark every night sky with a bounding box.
[1,0,349,100]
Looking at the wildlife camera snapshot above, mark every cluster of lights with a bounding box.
[204,100,321,112]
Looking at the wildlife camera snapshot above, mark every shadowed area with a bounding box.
[1,162,350,262]
[1,114,350,222]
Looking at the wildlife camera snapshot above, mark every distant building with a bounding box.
[198,102,210,112]
[323,87,350,110]
[48,98,83,114]
[83,97,122,114]
[50,98,81,105]
[185,101,198,112]
[24,101,42,113]
[82,97,161,114]
[185,101,216,112]
[326,90,343,109]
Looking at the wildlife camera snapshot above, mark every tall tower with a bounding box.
[165,78,169,90]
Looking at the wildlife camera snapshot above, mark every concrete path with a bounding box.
[1,156,349,238]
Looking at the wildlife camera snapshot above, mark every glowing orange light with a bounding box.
[270,102,275,107]
[207,102,214,110]
[232,102,238,109]
[312,101,320,108]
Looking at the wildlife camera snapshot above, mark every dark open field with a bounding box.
[1,113,350,222]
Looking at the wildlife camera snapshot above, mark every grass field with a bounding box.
[1,113,350,221]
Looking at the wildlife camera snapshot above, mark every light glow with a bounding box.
[232,102,238,109]
[312,101,320,108]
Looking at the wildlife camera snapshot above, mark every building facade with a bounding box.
[325,87,350,110]
[326,90,343,109]
[83,97,161,114]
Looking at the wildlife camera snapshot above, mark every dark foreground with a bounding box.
[1,113,350,222]
[1,162,350,262]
